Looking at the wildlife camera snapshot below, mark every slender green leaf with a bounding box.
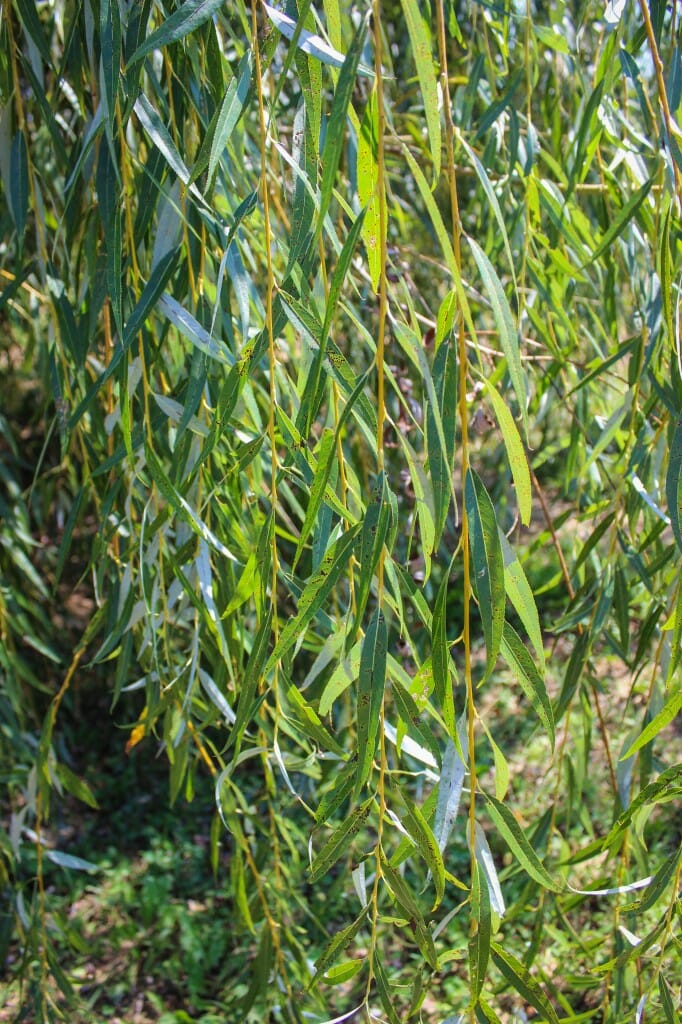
[380,853,438,969]
[144,443,238,561]
[484,380,531,525]
[356,608,388,790]
[100,0,121,130]
[127,0,226,66]
[432,565,456,736]
[666,417,682,552]
[581,176,655,267]
[467,237,528,441]
[309,798,372,882]
[469,861,491,1003]
[659,975,681,1024]
[466,469,504,679]
[358,84,381,289]
[484,793,562,892]
[9,132,29,244]
[501,622,554,747]
[318,21,367,233]
[397,789,445,909]
[14,0,53,65]
[490,943,560,1024]
[352,472,390,633]
[208,52,253,187]
[266,525,360,673]
[621,689,682,759]
[313,913,365,978]
[400,0,440,180]
[373,953,401,1024]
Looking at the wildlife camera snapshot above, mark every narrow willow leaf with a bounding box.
[208,51,253,187]
[133,95,207,209]
[466,469,504,679]
[479,718,510,802]
[321,209,366,345]
[658,197,674,349]
[313,913,365,978]
[266,526,360,673]
[242,925,272,1013]
[144,444,237,562]
[499,532,543,670]
[228,607,273,755]
[399,0,440,180]
[285,105,317,272]
[659,974,681,1024]
[293,429,337,569]
[483,381,531,526]
[127,0,226,66]
[429,337,458,544]
[352,472,390,632]
[434,724,469,853]
[306,208,367,421]
[286,684,345,758]
[9,132,29,244]
[500,623,554,747]
[490,943,560,1024]
[483,793,562,892]
[309,798,372,882]
[380,854,439,969]
[45,850,99,873]
[264,3,373,75]
[158,293,233,365]
[476,998,503,1024]
[319,642,360,716]
[467,238,528,441]
[601,765,682,849]
[315,759,358,824]
[230,848,255,934]
[390,677,441,768]
[432,564,455,735]
[458,134,516,288]
[100,0,121,131]
[621,689,682,760]
[199,670,235,725]
[398,429,436,581]
[469,861,491,1002]
[581,176,655,268]
[356,608,388,790]
[14,0,53,65]
[666,416,682,552]
[373,954,401,1024]
[394,321,458,542]
[318,20,367,235]
[55,763,99,809]
[472,820,505,918]
[397,790,445,909]
[96,141,122,335]
[323,960,364,985]
[358,84,381,290]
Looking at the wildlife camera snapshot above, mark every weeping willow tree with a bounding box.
[0,0,680,1020]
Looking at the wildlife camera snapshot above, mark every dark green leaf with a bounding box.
[490,943,560,1024]
[483,793,562,893]
[9,131,29,243]
[666,416,682,552]
[356,608,388,790]
[127,0,227,66]
[309,798,372,882]
[466,469,505,679]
